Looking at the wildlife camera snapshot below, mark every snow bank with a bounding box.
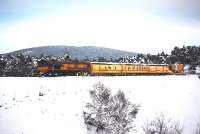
[0,75,199,134]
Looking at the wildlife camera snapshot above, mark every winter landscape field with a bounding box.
[0,75,199,134]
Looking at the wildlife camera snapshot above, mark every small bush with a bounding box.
[195,122,200,134]
[83,82,140,134]
[142,114,183,134]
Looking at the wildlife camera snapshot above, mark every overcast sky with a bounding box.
[0,0,200,54]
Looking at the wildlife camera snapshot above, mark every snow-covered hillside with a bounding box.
[0,75,199,134]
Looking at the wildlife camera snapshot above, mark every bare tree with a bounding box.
[195,122,200,134]
[142,114,183,134]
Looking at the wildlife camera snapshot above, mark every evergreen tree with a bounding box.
[83,83,139,134]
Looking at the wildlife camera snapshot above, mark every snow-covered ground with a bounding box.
[0,75,199,134]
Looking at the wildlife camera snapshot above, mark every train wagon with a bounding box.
[90,62,174,75]
[60,63,90,75]
[37,66,49,74]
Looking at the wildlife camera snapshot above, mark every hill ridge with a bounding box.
[4,45,137,60]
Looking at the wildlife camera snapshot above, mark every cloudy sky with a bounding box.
[0,0,200,54]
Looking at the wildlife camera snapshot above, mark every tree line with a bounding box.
[0,45,200,76]
[93,45,200,68]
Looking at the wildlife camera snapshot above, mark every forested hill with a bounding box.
[4,46,137,60]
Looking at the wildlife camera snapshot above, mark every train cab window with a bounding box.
[115,66,116,70]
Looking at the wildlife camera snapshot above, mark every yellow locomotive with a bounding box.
[37,62,184,76]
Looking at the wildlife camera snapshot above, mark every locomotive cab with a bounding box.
[169,64,184,74]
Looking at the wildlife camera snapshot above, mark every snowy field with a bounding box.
[0,75,199,134]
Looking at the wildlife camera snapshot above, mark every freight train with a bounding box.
[37,62,184,76]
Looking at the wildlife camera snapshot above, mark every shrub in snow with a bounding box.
[142,114,183,134]
[39,92,45,96]
[195,122,200,134]
[83,82,139,134]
